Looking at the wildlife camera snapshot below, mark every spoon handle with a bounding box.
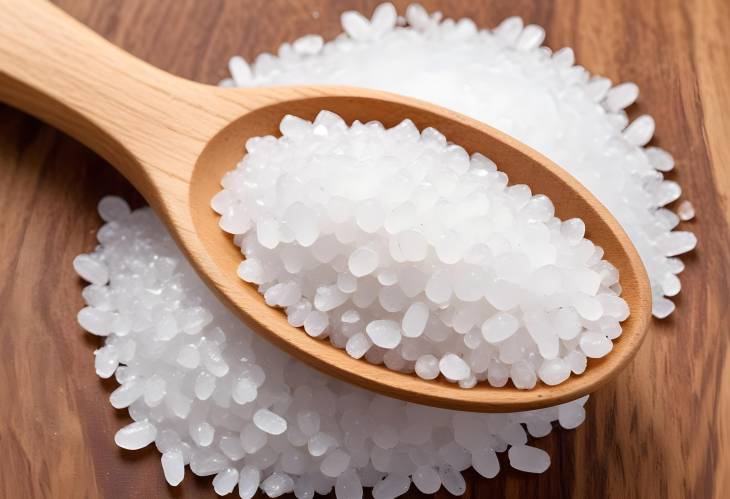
[0,0,220,198]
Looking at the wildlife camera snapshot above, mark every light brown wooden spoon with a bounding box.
[0,0,651,412]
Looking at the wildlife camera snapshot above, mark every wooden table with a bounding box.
[1,1,728,497]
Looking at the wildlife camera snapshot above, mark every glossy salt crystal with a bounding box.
[677,200,695,221]
[303,310,328,337]
[401,302,429,338]
[345,333,371,359]
[213,467,239,495]
[439,354,470,381]
[646,146,675,171]
[538,358,571,385]
[341,11,372,40]
[98,196,131,222]
[414,355,439,380]
[438,465,466,495]
[73,254,109,285]
[604,82,639,112]
[253,409,287,435]
[658,231,697,256]
[194,371,216,400]
[579,332,613,358]
[511,361,537,389]
[161,449,184,486]
[297,410,320,436]
[261,472,294,498]
[365,320,401,348]
[335,469,363,499]
[412,465,441,494]
[77,307,113,336]
[623,115,655,146]
[481,313,519,343]
[238,466,261,499]
[177,344,200,369]
[472,447,500,478]
[114,421,157,450]
[348,247,379,277]
[321,449,351,477]
[558,403,586,429]
[508,445,550,473]
[652,296,676,319]
[373,473,411,499]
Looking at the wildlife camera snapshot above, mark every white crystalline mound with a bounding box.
[73,2,699,497]
[77,197,589,497]
[215,112,628,388]
[221,3,696,318]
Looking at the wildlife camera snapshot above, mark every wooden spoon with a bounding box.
[0,0,651,412]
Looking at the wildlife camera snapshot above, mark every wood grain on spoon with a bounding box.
[0,0,651,411]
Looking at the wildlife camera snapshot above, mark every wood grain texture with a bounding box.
[0,0,652,412]
[0,0,727,497]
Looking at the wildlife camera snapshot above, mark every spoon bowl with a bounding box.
[0,0,652,411]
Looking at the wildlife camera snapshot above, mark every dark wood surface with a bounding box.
[1,1,728,498]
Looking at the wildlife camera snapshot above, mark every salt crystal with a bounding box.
[579,332,613,358]
[335,469,363,499]
[73,255,109,285]
[439,354,470,381]
[261,472,294,497]
[508,445,550,473]
[402,302,428,338]
[481,313,519,343]
[348,247,379,277]
[115,421,157,450]
[538,358,571,385]
[345,333,371,359]
[78,306,113,336]
[472,447,499,478]
[321,449,351,477]
[605,82,639,112]
[438,465,466,495]
[373,473,411,499]
[213,467,239,495]
[253,409,287,435]
[98,196,130,222]
[161,449,184,486]
[677,201,695,221]
[366,320,401,349]
[415,355,439,380]
[412,465,441,494]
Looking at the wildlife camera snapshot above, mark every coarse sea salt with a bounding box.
[74,2,698,497]
[215,113,628,389]
[221,2,696,318]
[77,197,589,498]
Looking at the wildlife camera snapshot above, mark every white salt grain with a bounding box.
[213,467,239,495]
[365,320,402,349]
[439,354,471,381]
[677,200,695,221]
[508,445,550,473]
[253,409,287,435]
[97,196,130,222]
[161,449,185,486]
[114,421,157,450]
[238,466,261,499]
[73,255,108,285]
